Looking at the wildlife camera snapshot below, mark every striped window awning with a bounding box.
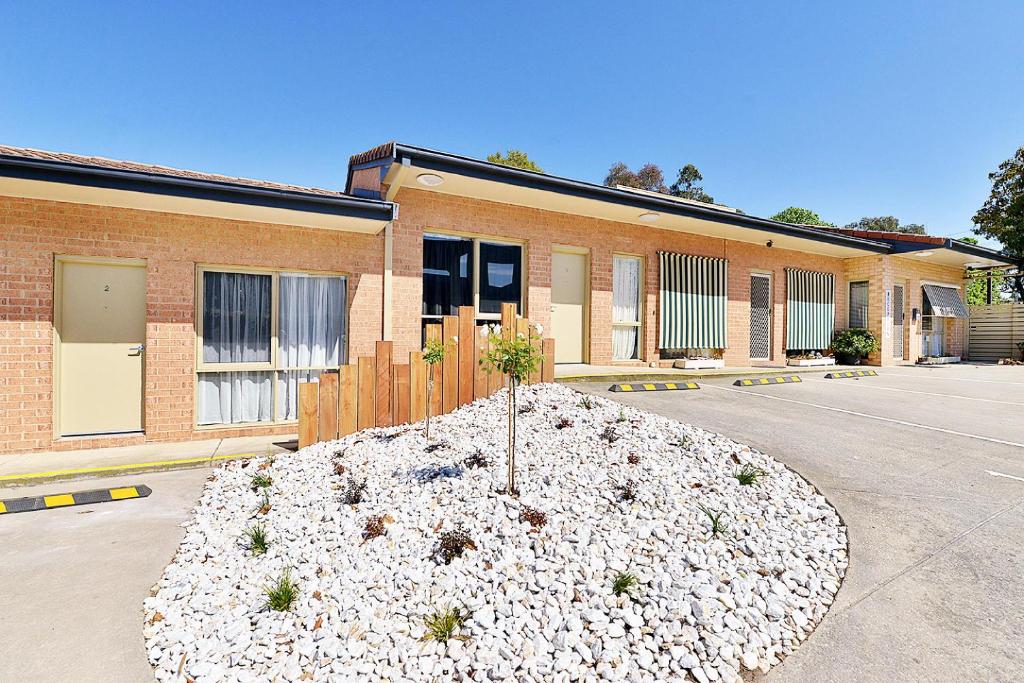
[922,284,968,318]
[786,268,835,350]
[659,252,728,350]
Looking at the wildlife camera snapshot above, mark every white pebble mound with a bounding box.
[145,384,847,683]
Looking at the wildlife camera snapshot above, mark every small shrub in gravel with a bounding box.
[601,425,620,444]
[698,503,729,538]
[333,461,346,476]
[362,515,387,544]
[424,440,449,454]
[672,436,692,449]
[250,473,272,492]
[733,463,767,486]
[264,569,298,612]
[615,409,627,423]
[435,526,476,564]
[518,400,535,414]
[616,480,638,502]
[340,476,367,505]
[244,523,269,555]
[580,395,594,410]
[421,606,468,643]
[555,416,573,430]
[627,453,640,465]
[611,571,639,597]
[463,451,490,469]
[520,506,547,530]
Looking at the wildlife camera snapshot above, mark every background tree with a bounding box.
[487,149,544,173]
[844,216,927,234]
[973,146,1024,301]
[770,206,835,227]
[669,164,714,203]
[604,162,666,191]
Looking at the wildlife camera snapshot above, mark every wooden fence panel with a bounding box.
[339,365,357,436]
[542,338,555,382]
[458,306,475,405]
[501,303,516,340]
[474,325,488,399]
[442,316,458,413]
[298,382,319,448]
[426,323,443,420]
[357,356,376,430]
[487,332,502,395]
[317,372,339,441]
[393,364,410,424]
[409,351,426,423]
[375,341,393,427]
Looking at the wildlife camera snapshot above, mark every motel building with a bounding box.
[0,142,1013,455]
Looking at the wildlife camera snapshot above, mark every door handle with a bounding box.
[129,344,145,356]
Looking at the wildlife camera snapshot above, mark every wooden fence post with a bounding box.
[409,351,426,423]
[339,365,358,436]
[298,382,319,448]
[542,338,555,382]
[458,306,475,406]
[375,341,393,427]
[393,364,410,424]
[441,315,458,413]
[318,372,339,441]
[474,325,488,399]
[426,323,443,420]
[357,356,376,430]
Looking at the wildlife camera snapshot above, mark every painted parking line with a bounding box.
[880,370,1024,387]
[801,377,1024,406]
[703,384,1024,449]
[0,484,152,514]
[987,470,1024,483]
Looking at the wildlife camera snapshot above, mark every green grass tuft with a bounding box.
[580,395,593,410]
[733,463,767,486]
[250,473,272,491]
[421,606,468,643]
[611,571,639,597]
[698,503,730,538]
[264,568,298,612]
[244,523,269,555]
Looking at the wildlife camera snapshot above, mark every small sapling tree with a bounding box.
[423,338,446,440]
[482,324,543,495]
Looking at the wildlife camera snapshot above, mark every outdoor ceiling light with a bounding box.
[638,212,660,222]
[416,173,445,187]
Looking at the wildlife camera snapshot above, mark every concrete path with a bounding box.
[0,469,211,682]
[574,363,1024,682]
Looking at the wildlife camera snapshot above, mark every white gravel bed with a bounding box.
[144,384,847,682]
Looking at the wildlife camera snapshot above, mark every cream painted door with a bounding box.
[58,259,146,436]
[551,250,587,363]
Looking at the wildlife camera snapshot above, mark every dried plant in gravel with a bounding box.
[435,526,477,565]
[362,515,387,544]
[698,503,730,538]
[580,395,594,410]
[616,409,627,423]
[340,476,367,505]
[257,491,272,515]
[733,463,767,486]
[555,416,573,430]
[627,453,641,465]
[611,571,639,597]
[421,606,468,643]
[244,523,269,555]
[518,400,535,414]
[250,473,272,492]
[520,506,547,530]
[463,451,491,469]
[424,440,449,454]
[333,461,346,476]
[616,480,638,502]
[264,568,298,612]
[600,425,620,444]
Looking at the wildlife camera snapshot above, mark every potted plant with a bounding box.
[831,328,880,365]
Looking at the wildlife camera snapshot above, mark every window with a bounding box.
[612,255,643,360]
[422,233,524,335]
[849,281,868,329]
[197,267,347,426]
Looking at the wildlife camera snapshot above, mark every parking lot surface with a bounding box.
[576,363,1024,683]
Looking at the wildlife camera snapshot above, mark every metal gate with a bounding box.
[750,273,771,360]
[968,304,1024,361]
[892,284,904,359]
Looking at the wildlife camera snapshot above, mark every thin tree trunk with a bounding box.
[507,375,516,494]
[425,379,433,440]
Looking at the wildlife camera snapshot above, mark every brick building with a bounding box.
[0,143,1011,454]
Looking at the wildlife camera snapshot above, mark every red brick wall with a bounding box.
[0,194,383,454]
[389,188,852,367]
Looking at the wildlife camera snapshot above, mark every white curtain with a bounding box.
[277,274,346,420]
[612,256,641,360]
[198,371,273,424]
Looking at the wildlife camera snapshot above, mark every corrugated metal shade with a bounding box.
[659,252,728,350]
[923,284,968,318]
[786,268,835,350]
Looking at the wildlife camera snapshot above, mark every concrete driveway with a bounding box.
[575,363,1024,683]
[0,468,211,682]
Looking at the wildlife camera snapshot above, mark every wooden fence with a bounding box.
[297,303,555,447]
[967,303,1024,362]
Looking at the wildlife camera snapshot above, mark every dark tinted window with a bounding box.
[423,235,473,316]
[479,242,522,314]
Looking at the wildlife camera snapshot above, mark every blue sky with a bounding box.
[2,2,1022,242]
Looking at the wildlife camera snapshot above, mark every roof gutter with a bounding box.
[1,154,397,222]
[886,236,1016,266]
[382,143,891,254]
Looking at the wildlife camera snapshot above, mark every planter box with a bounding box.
[672,358,725,370]
[787,357,836,367]
[917,356,961,365]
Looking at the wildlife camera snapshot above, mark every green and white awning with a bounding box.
[786,268,835,350]
[659,252,728,350]
[922,284,968,318]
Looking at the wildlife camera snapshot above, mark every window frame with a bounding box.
[194,264,349,427]
[611,253,644,360]
[848,280,869,329]
[421,230,527,325]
